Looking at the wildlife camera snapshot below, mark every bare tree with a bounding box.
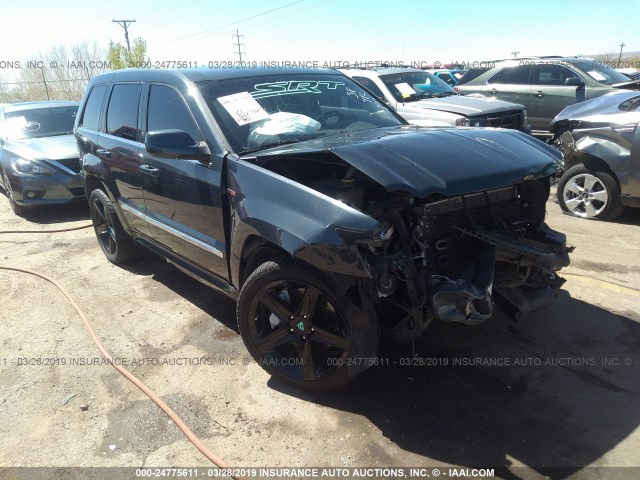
[8,41,108,102]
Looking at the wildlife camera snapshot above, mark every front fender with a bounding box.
[227,159,384,288]
[562,128,633,194]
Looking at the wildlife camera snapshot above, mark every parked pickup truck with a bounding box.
[76,68,570,391]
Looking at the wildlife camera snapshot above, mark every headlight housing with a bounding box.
[11,157,56,175]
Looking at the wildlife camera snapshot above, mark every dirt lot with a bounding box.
[1,189,639,479]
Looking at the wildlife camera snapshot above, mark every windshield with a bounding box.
[3,106,78,140]
[196,73,403,153]
[379,71,457,102]
[566,59,631,85]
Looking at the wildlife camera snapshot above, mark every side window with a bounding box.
[147,84,201,141]
[352,76,386,99]
[487,65,533,84]
[534,64,579,86]
[106,83,142,141]
[440,74,455,86]
[79,84,106,131]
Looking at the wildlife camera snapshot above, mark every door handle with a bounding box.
[140,164,161,176]
[534,91,545,98]
[96,148,111,157]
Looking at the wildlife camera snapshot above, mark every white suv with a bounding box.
[340,67,531,133]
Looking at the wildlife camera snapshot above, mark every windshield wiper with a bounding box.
[432,92,458,98]
[239,139,306,155]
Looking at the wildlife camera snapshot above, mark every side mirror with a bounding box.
[565,77,585,87]
[145,129,210,159]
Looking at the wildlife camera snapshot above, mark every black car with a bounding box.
[551,91,640,220]
[0,101,83,215]
[76,68,571,391]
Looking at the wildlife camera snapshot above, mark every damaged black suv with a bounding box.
[76,68,570,391]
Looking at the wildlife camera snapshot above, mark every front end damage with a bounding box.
[243,128,572,345]
[360,178,570,343]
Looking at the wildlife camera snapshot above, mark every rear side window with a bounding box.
[106,83,142,141]
[147,84,201,142]
[487,65,533,85]
[79,84,106,131]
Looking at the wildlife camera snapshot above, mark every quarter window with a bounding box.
[106,83,142,141]
[147,84,201,142]
[79,84,106,131]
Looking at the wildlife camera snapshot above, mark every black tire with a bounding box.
[237,259,377,392]
[89,189,139,264]
[1,169,26,216]
[557,164,625,221]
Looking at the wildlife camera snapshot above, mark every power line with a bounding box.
[112,19,137,53]
[163,0,305,44]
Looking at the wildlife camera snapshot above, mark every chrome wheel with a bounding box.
[562,173,608,218]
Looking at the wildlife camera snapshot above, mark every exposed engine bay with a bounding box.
[253,149,572,344]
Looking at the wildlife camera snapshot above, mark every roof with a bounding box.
[90,67,341,85]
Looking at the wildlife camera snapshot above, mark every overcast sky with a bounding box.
[1,0,639,77]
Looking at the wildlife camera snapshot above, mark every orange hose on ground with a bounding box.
[0,224,93,234]
[0,264,246,480]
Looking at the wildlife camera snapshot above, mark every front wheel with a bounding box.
[557,164,625,221]
[89,189,139,264]
[237,259,377,391]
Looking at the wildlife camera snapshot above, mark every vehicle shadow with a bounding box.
[15,201,90,225]
[120,256,240,333]
[275,290,640,475]
[613,206,640,226]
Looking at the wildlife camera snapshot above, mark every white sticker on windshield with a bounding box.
[394,82,415,99]
[588,70,606,81]
[217,91,269,126]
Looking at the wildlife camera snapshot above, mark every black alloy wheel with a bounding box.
[237,260,363,391]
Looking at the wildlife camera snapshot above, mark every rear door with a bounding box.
[139,82,228,279]
[528,64,587,130]
[97,82,148,233]
[480,64,533,108]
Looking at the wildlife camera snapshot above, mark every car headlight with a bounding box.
[11,157,56,175]
[455,117,470,127]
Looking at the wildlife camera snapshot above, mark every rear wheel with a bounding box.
[237,259,376,391]
[1,169,26,215]
[557,164,625,221]
[89,189,139,263]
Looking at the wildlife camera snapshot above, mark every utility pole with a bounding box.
[232,29,245,63]
[40,67,50,100]
[618,42,626,67]
[112,19,136,53]
[511,51,519,59]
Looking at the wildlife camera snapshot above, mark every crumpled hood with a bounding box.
[612,78,640,90]
[404,95,525,116]
[3,134,77,161]
[551,91,640,126]
[249,126,562,198]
